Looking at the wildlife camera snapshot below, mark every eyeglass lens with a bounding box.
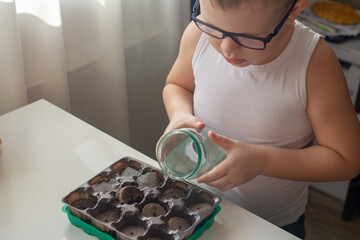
[194,21,265,50]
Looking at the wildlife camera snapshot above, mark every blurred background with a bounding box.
[0,0,190,159]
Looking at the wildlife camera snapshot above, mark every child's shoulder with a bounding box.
[293,21,337,74]
[309,37,338,72]
[306,36,346,100]
[178,22,203,59]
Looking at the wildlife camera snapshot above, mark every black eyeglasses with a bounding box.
[191,0,298,50]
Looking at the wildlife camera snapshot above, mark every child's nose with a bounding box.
[220,36,240,54]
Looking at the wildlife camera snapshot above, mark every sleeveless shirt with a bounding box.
[192,21,321,226]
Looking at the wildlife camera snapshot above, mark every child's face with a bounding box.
[199,0,294,67]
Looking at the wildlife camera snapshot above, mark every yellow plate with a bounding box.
[311,1,360,25]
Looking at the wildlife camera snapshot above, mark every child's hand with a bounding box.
[164,113,205,134]
[197,131,265,191]
[156,113,205,155]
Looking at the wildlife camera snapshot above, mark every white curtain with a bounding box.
[0,0,189,156]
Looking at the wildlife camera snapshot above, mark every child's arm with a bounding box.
[162,22,205,133]
[198,38,360,191]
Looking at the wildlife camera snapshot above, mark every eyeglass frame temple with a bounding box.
[266,0,298,42]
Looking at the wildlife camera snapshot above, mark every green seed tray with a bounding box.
[61,157,222,239]
[62,204,221,240]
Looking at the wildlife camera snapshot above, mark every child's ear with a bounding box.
[287,0,309,23]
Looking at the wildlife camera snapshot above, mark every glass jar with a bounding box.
[156,128,226,180]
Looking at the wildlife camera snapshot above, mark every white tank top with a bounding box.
[192,21,321,226]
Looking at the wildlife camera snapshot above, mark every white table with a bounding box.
[0,100,298,239]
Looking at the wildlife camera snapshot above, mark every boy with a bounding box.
[160,0,360,238]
